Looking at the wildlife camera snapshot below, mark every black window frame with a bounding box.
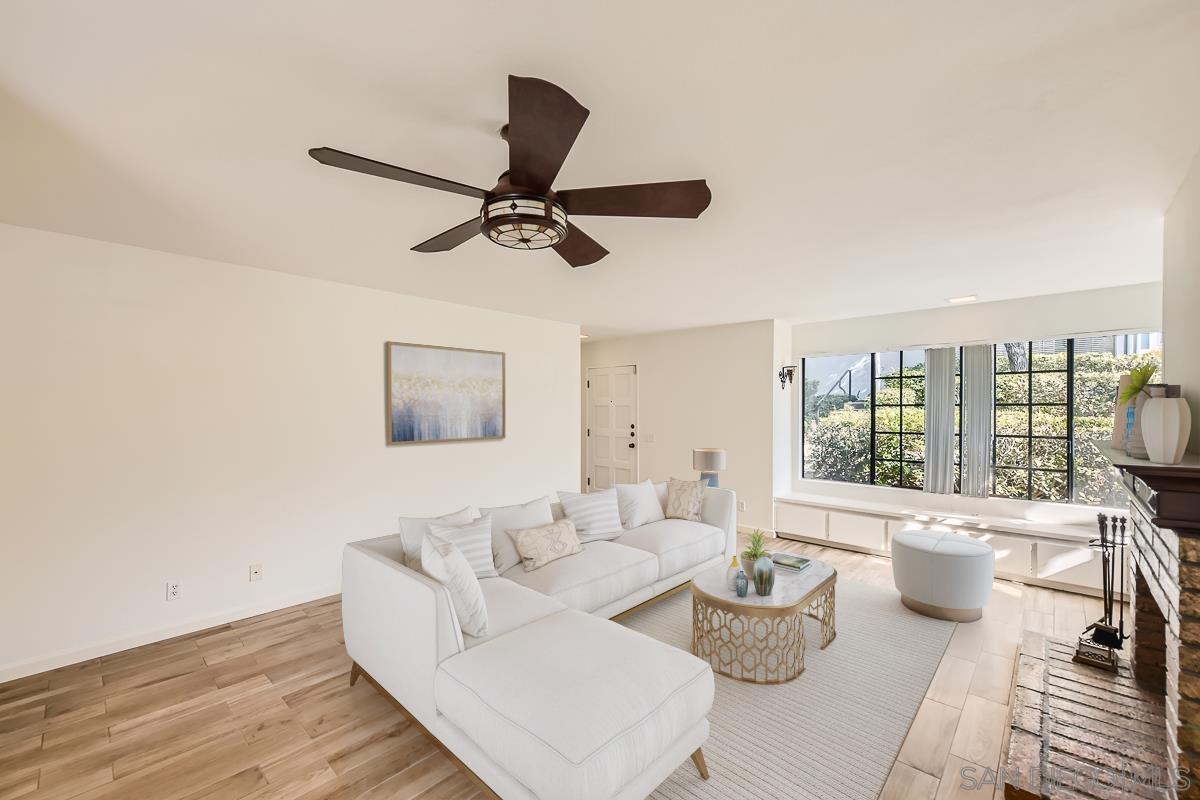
[991,340,1074,501]
[800,348,961,493]
[872,350,927,490]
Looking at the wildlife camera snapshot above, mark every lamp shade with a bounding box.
[693,448,727,471]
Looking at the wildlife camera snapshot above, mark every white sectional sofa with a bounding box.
[341,485,737,800]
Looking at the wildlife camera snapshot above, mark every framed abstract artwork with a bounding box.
[385,342,505,445]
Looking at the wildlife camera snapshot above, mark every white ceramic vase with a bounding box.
[1140,397,1192,465]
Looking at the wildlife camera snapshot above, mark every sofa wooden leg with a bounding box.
[690,748,709,780]
[350,662,363,687]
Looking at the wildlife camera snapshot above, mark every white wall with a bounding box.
[1164,152,1200,453]
[792,282,1162,356]
[581,322,776,530]
[0,223,580,681]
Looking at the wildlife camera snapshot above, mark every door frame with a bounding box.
[585,364,639,490]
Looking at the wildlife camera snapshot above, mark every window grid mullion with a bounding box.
[1026,341,1033,500]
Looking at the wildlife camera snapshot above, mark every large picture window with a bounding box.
[799,332,1161,506]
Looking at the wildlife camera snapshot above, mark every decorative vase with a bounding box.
[734,571,749,598]
[753,555,775,596]
[1141,396,1192,465]
[725,556,741,592]
[1125,394,1149,459]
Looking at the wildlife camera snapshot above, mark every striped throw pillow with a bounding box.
[558,488,623,542]
[428,516,498,578]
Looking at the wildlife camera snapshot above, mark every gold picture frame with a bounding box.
[384,341,506,446]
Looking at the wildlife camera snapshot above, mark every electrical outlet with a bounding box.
[165,581,180,601]
[249,564,262,582]
[737,500,747,512]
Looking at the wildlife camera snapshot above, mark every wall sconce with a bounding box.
[778,365,797,390]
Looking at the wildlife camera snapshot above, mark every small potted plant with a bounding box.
[741,530,775,596]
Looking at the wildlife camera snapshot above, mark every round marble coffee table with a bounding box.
[690,559,836,684]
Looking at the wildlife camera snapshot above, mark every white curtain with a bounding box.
[923,348,957,494]
[961,344,995,497]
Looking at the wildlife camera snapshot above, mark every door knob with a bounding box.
[628,443,636,449]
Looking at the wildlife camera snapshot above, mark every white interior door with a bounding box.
[587,365,638,490]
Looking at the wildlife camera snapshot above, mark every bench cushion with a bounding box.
[434,610,713,800]
[501,541,657,613]
[615,519,725,580]
[463,578,566,649]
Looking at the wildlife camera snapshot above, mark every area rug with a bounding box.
[618,579,955,800]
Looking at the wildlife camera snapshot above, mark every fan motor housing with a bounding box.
[480,193,568,250]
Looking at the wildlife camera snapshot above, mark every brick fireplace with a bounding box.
[1002,451,1199,800]
[1117,454,1200,799]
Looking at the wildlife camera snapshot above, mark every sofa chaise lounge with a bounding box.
[341,485,737,800]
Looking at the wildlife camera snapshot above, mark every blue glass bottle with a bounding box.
[734,571,749,598]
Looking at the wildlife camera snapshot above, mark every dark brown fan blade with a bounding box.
[309,147,485,199]
[557,180,711,218]
[552,223,608,268]
[507,76,589,194]
[412,219,481,253]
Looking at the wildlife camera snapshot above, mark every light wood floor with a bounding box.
[0,535,1107,800]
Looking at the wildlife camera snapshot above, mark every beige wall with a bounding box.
[0,223,581,681]
[581,322,776,530]
[1164,152,1200,453]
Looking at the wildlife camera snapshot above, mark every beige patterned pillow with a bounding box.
[665,478,706,521]
[509,519,584,571]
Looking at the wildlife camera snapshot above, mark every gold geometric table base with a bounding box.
[691,580,836,685]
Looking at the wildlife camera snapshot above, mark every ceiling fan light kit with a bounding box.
[481,194,568,250]
[309,75,711,267]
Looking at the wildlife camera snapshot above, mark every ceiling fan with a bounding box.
[309,76,712,268]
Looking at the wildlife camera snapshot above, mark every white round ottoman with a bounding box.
[891,530,995,622]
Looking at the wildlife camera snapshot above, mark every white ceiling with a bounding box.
[2,2,1199,338]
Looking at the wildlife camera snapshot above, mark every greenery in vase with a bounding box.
[742,530,770,565]
[1119,364,1158,405]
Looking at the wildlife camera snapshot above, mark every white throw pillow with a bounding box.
[428,516,499,578]
[398,506,478,568]
[665,478,706,522]
[509,518,584,571]
[615,480,666,529]
[480,496,555,574]
[421,534,488,637]
[558,488,623,542]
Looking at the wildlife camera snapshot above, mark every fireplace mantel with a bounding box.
[1092,443,1199,799]
[1094,444,1200,534]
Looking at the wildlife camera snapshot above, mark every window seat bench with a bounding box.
[773,492,1115,597]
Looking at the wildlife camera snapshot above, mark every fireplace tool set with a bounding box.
[1073,513,1129,672]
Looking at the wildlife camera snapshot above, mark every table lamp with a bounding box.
[693,448,727,487]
